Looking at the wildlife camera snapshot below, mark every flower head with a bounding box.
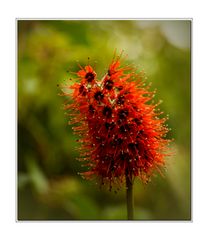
[62,53,171,190]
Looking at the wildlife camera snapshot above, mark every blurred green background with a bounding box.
[17,20,191,220]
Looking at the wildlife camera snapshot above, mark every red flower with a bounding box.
[77,65,96,85]
[62,53,171,190]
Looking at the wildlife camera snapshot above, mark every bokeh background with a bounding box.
[18,20,191,220]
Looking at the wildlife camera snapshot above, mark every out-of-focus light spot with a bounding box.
[136,21,159,29]
[136,20,190,50]
[24,78,38,94]
[160,21,190,49]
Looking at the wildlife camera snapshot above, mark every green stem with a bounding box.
[126,173,134,220]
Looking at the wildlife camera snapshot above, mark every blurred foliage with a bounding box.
[18,20,191,220]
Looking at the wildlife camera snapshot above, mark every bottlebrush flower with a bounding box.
[62,53,171,190]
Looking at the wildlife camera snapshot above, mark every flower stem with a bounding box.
[126,173,134,220]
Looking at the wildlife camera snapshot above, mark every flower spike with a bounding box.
[62,52,171,190]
